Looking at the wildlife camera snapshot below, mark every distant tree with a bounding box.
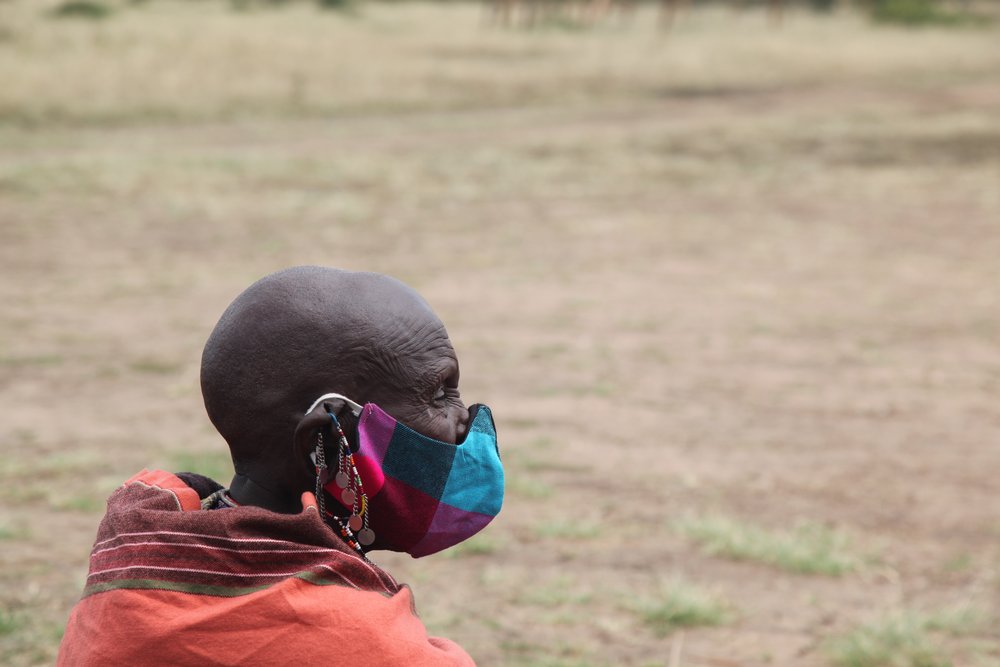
[50,1,114,20]
[871,0,978,25]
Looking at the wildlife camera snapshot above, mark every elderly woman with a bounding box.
[58,267,504,666]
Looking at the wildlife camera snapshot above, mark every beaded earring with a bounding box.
[328,411,375,547]
[314,433,366,557]
[313,429,369,557]
[313,432,329,518]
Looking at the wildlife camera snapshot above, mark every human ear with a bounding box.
[292,397,355,475]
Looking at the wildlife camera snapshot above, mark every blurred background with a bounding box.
[1,0,999,665]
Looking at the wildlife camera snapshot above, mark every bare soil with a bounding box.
[1,3,998,665]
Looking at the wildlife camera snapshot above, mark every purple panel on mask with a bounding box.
[368,476,440,553]
[358,403,397,466]
[408,503,496,558]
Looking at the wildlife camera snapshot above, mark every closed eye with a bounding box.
[433,382,462,404]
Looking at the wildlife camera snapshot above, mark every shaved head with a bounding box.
[201,267,469,509]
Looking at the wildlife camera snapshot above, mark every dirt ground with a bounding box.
[1,1,999,665]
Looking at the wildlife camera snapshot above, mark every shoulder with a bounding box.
[115,469,203,511]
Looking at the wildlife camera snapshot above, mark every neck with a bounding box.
[229,473,301,514]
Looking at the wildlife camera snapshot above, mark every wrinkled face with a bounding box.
[361,313,470,445]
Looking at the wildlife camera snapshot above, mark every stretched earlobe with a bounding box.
[297,398,375,555]
[293,396,362,476]
[292,406,334,474]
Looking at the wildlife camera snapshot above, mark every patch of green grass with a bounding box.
[477,565,513,588]
[48,492,104,513]
[169,450,234,483]
[528,342,570,360]
[10,428,38,447]
[634,579,732,637]
[507,476,553,499]
[546,381,618,398]
[826,605,990,667]
[1,451,104,486]
[519,658,612,667]
[500,636,608,667]
[128,357,184,375]
[0,610,25,637]
[500,638,544,659]
[584,383,617,397]
[942,553,973,573]
[516,576,593,608]
[520,457,589,474]
[676,515,862,576]
[871,0,985,26]
[45,451,103,474]
[50,1,114,20]
[535,609,584,627]
[0,614,65,666]
[534,519,602,541]
[48,621,65,644]
[0,482,47,505]
[315,0,354,11]
[528,436,555,449]
[0,354,64,368]
[445,534,503,558]
[0,522,29,541]
[922,605,988,636]
[503,417,542,430]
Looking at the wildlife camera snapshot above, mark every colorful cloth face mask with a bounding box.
[306,393,504,558]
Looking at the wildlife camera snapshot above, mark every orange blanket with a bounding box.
[58,470,475,666]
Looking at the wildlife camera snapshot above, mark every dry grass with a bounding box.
[676,514,865,575]
[2,1,999,665]
[634,578,733,637]
[0,1,998,124]
[825,606,993,667]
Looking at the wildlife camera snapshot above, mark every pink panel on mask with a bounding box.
[357,403,396,466]
[352,451,386,497]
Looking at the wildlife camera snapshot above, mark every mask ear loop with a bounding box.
[328,411,376,548]
[306,393,363,417]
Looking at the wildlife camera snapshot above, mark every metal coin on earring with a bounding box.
[348,514,363,531]
[334,471,350,489]
[341,489,356,506]
[358,528,375,546]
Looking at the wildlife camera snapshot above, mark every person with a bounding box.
[57,266,504,666]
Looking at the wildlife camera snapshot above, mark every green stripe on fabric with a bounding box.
[296,570,348,587]
[82,571,373,599]
[83,578,273,599]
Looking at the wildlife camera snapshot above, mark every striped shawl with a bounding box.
[57,469,475,666]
